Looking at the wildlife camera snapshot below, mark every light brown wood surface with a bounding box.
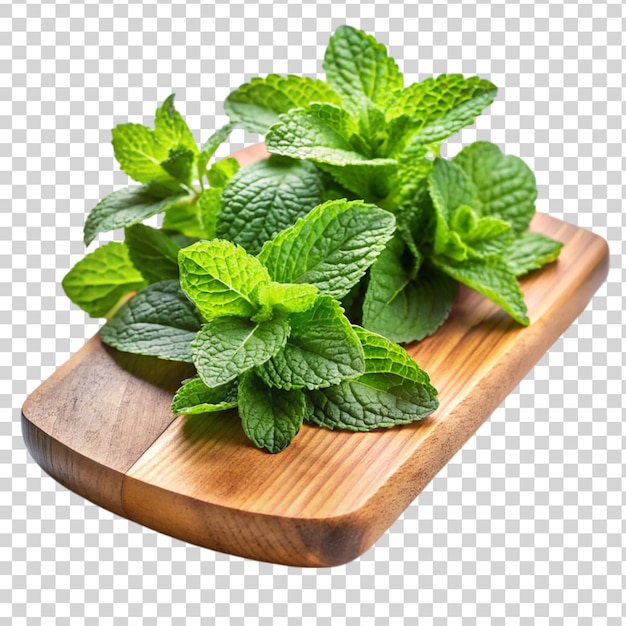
[22,144,609,567]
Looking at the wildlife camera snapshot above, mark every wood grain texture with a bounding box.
[22,144,609,567]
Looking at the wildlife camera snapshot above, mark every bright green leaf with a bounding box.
[154,94,198,154]
[206,157,240,188]
[323,25,403,116]
[171,377,238,415]
[111,123,176,187]
[385,74,497,146]
[179,239,271,320]
[62,242,147,318]
[225,74,343,134]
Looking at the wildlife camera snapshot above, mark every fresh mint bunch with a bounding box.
[63,95,236,319]
[224,25,563,339]
[164,198,431,452]
[226,25,497,207]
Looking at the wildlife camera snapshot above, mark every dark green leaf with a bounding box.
[83,185,187,246]
[238,371,309,453]
[99,279,202,361]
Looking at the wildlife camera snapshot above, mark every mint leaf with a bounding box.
[265,103,396,198]
[351,326,435,388]
[225,74,342,134]
[206,157,239,188]
[258,295,364,390]
[192,315,290,387]
[217,157,327,255]
[323,25,403,116]
[100,279,202,361]
[433,256,529,325]
[452,141,537,234]
[385,74,497,146]
[159,148,195,186]
[266,104,364,164]
[124,223,180,284]
[504,231,563,276]
[255,282,318,315]
[179,239,271,320]
[428,157,481,223]
[171,377,238,415]
[449,205,512,258]
[197,123,235,179]
[62,242,147,318]
[306,326,439,432]
[154,94,198,155]
[238,371,309,453]
[161,187,220,239]
[258,198,395,299]
[362,236,458,343]
[111,123,177,187]
[83,185,187,246]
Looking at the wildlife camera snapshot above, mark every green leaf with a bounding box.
[197,122,235,178]
[111,123,178,187]
[449,205,512,258]
[99,279,203,361]
[428,157,481,223]
[265,104,397,199]
[171,378,238,415]
[206,157,240,188]
[452,141,537,234]
[159,148,195,186]
[62,242,147,318]
[238,372,309,453]
[225,74,342,134]
[428,159,512,260]
[154,94,198,155]
[307,374,438,432]
[258,295,364,390]
[217,157,327,255]
[362,236,458,343]
[352,326,434,387]
[385,74,497,146]
[504,231,563,276]
[433,256,529,325]
[192,315,290,387]
[161,187,221,239]
[179,239,271,320]
[124,223,180,284]
[258,198,396,299]
[323,25,403,116]
[306,327,439,432]
[83,185,187,246]
[254,282,318,315]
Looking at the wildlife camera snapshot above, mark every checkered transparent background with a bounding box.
[3,0,625,623]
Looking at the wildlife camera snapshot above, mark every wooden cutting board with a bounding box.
[22,145,610,567]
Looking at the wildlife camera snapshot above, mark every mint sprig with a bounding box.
[224,25,561,339]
